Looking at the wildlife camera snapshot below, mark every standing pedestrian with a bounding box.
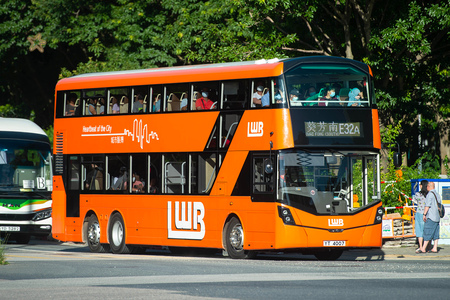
[418,182,442,253]
[414,180,428,253]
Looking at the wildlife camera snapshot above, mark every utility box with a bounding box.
[411,179,450,244]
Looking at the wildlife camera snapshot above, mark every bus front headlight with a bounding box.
[32,208,52,221]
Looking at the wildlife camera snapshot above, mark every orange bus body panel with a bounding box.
[229,109,294,151]
[372,109,381,149]
[54,112,220,154]
[52,175,67,241]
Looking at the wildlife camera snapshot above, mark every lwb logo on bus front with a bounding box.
[328,218,344,227]
[247,121,264,137]
[167,201,205,240]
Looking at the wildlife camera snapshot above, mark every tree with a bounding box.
[1,0,449,175]
[368,1,450,170]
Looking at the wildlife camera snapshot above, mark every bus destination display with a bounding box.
[305,121,363,137]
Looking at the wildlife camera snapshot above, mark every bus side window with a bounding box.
[81,155,104,191]
[163,154,187,193]
[191,153,216,194]
[132,154,148,193]
[253,156,274,193]
[192,82,220,110]
[166,83,189,112]
[68,156,80,190]
[251,79,270,108]
[107,155,129,192]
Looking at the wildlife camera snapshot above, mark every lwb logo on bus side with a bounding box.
[247,121,264,137]
[328,219,344,227]
[167,201,205,240]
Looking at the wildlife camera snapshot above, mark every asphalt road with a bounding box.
[1,239,450,299]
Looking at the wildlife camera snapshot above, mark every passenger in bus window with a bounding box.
[88,98,98,115]
[289,89,300,102]
[150,177,159,194]
[261,91,270,107]
[65,93,77,116]
[133,94,145,113]
[181,93,188,110]
[99,98,105,114]
[95,95,105,115]
[153,94,161,112]
[319,86,336,107]
[338,88,350,106]
[86,164,103,190]
[196,89,214,110]
[111,166,128,190]
[348,88,363,106]
[303,86,317,106]
[252,86,264,107]
[111,96,120,114]
[132,172,144,193]
[305,86,316,98]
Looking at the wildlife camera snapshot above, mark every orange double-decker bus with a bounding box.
[52,56,383,260]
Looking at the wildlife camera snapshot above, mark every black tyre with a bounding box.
[86,214,110,253]
[109,213,132,254]
[14,234,30,244]
[314,249,343,261]
[224,217,256,259]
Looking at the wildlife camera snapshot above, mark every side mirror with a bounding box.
[264,158,273,175]
[393,152,402,168]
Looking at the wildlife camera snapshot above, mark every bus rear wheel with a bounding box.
[224,217,256,259]
[109,213,132,254]
[314,249,343,261]
[86,214,110,253]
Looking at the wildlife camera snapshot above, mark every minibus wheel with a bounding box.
[109,213,132,254]
[86,214,110,253]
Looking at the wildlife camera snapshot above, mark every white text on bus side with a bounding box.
[167,201,205,240]
[247,121,264,137]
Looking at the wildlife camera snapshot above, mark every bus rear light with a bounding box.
[278,206,296,225]
[374,206,383,224]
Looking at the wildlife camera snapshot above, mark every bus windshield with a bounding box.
[278,150,379,214]
[0,140,52,195]
[285,63,372,107]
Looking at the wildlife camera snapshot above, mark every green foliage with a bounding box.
[380,122,440,211]
[0,235,8,265]
[44,126,53,146]
[0,104,19,118]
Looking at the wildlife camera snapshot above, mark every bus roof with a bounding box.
[0,117,47,137]
[55,56,371,91]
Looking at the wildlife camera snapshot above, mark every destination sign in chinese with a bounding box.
[305,121,363,137]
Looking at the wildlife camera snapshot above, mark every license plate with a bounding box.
[0,226,20,232]
[323,240,346,247]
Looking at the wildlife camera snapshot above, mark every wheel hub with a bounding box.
[111,221,124,247]
[88,222,100,246]
[229,224,244,250]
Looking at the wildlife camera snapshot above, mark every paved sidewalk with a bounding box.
[340,244,450,260]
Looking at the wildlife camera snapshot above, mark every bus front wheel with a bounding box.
[314,249,343,261]
[224,217,256,259]
[108,213,132,254]
[86,214,110,253]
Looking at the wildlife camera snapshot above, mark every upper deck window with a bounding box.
[285,64,372,108]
